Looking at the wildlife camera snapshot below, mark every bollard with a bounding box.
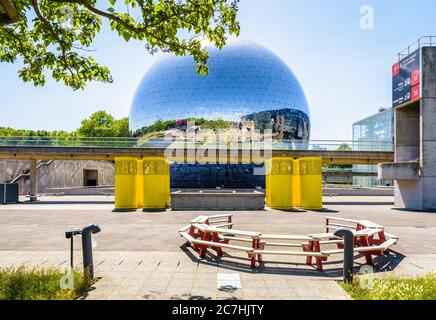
[334,228,354,283]
[81,224,101,281]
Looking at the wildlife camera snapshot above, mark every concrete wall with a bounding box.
[171,190,265,210]
[395,103,420,162]
[0,160,114,194]
[421,47,436,210]
[0,160,29,182]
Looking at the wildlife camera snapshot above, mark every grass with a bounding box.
[340,272,436,300]
[0,267,90,300]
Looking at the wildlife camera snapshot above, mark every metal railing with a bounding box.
[398,36,436,60]
[0,136,394,152]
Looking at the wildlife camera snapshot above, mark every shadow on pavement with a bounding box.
[19,200,114,205]
[180,244,405,279]
[323,201,394,206]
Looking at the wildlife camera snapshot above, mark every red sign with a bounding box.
[411,69,420,86]
[411,85,420,101]
[393,49,421,107]
[392,62,400,76]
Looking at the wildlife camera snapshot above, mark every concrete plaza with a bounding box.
[0,195,435,300]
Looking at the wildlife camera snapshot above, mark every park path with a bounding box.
[0,250,351,300]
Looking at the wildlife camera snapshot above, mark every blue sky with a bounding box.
[1,0,436,139]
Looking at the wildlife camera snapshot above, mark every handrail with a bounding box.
[0,136,394,152]
[397,36,436,60]
[9,160,53,184]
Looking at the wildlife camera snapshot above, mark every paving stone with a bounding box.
[1,197,435,300]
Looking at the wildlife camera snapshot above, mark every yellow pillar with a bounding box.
[265,160,271,207]
[292,159,300,208]
[114,157,137,210]
[136,160,144,209]
[295,157,323,210]
[142,157,170,209]
[266,157,294,209]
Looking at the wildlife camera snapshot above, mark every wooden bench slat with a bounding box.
[180,232,253,252]
[206,226,261,237]
[180,231,196,243]
[355,239,397,253]
[252,250,327,257]
[191,223,210,232]
[319,239,343,245]
[207,214,233,219]
[326,217,385,229]
[310,231,385,239]
[325,216,360,224]
[384,232,399,240]
[321,249,344,255]
[190,216,204,223]
[213,223,234,228]
[219,235,253,243]
[261,242,304,248]
[180,232,253,251]
[209,218,231,224]
[260,234,313,241]
[355,228,383,237]
[327,222,357,229]
[308,233,341,240]
[357,220,384,229]
[179,224,191,233]
[321,239,398,255]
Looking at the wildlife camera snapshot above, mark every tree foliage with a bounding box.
[0,110,130,137]
[0,127,73,137]
[76,110,130,137]
[323,143,353,169]
[0,0,240,90]
[132,117,236,136]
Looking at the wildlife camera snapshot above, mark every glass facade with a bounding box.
[352,108,394,187]
[129,39,310,140]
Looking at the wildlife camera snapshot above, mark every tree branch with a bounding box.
[51,0,191,52]
[0,0,19,25]
[29,0,76,78]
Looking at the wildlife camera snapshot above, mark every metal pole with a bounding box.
[81,224,101,281]
[333,228,354,283]
[70,235,74,269]
[65,229,81,271]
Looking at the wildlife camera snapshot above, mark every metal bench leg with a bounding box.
[250,239,260,268]
[364,253,373,265]
[198,231,211,259]
[199,244,208,258]
[304,241,314,266]
[316,257,323,272]
[250,257,256,268]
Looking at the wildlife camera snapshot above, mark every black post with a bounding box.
[65,229,82,269]
[333,228,354,283]
[81,224,101,281]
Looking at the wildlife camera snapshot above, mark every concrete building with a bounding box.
[352,108,394,187]
[379,40,436,210]
[0,160,114,195]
